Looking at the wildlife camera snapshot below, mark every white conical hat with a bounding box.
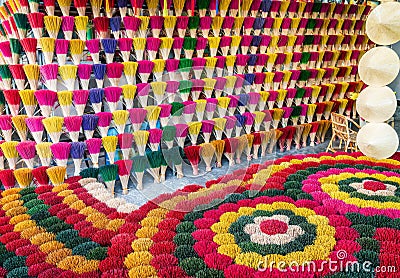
[366,2,400,45]
[358,46,400,86]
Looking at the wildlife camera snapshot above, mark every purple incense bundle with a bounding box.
[175,123,188,148]
[172,37,184,59]
[104,87,122,112]
[128,108,147,131]
[192,57,206,79]
[96,112,113,137]
[86,39,100,64]
[72,89,89,116]
[55,39,69,66]
[64,116,82,142]
[224,115,236,138]
[205,98,218,120]
[86,138,101,167]
[118,133,133,159]
[165,80,179,102]
[136,83,150,107]
[196,37,208,58]
[201,120,214,143]
[77,64,92,90]
[82,114,99,139]
[248,92,260,112]
[190,79,205,101]
[158,104,172,127]
[61,16,74,40]
[70,141,86,176]
[182,100,197,122]
[148,128,162,151]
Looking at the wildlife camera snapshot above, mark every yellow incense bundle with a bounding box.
[133,130,149,156]
[14,168,33,188]
[208,37,221,57]
[19,89,37,117]
[90,0,103,17]
[173,0,185,16]
[44,16,62,39]
[211,139,225,167]
[42,116,64,143]
[151,81,167,104]
[164,16,177,37]
[213,117,226,140]
[75,16,88,40]
[301,123,312,148]
[46,166,66,186]
[36,142,52,166]
[23,64,40,90]
[138,16,150,37]
[230,36,242,55]
[160,37,173,59]
[211,16,224,36]
[40,38,56,64]
[1,141,18,169]
[264,72,275,90]
[253,111,266,131]
[195,99,206,120]
[112,110,129,134]
[59,65,77,91]
[205,57,217,78]
[121,84,137,109]
[12,115,28,141]
[217,97,230,117]
[235,134,248,164]
[307,104,317,123]
[133,38,146,60]
[152,59,166,81]
[102,135,117,163]
[272,108,284,129]
[188,121,202,145]
[69,39,85,65]
[122,61,138,85]
[200,143,215,172]
[144,106,161,129]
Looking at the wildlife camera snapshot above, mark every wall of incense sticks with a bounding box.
[0,0,372,192]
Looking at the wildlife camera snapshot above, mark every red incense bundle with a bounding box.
[184,145,201,176]
[64,116,82,142]
[128,108,147,132]
[175,16,188,38]
[93,16,109,39]
[34,89,57,117]
[86,138,101,167]
[20,38,37,65]
[148,128,162,151]
[43,0,55,15]
[25,116,44,144]
[74,0,87,16]
[9,65,26,91]
[0,170,15,189]
[115,159,132,194]
[3,90,20,117]
[32,166,49,187]
[223,137,238,166]
[118,133,133,160]
[252,72,265,92]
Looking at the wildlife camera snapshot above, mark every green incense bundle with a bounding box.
[132,155,149,190]
[300,53,311,65]
[306,19,316,32]
[13,13,29,38]
[294,88,306,106]
[80,167,99,179]
[9,38,21,63]
[163,146,184,179]
[312,2,322,13]
[0,65,12,89]
[290,105,302,125]
[304,35,314,46]
[183,37,197,59]
[188,16,200,34]
[178,80,193,101]
[99,164,118,194]
[162,125,176,148]
[171,102,184,116]
[146,150,163,183]
[179,58,193,80]
[299,70,311,82]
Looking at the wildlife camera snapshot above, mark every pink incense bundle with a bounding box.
[222,16,234,35]
[106,62,124,87]
[123,16,141,38]
[61,16,74,40]
[201,120,214,143]
[118,133,133,159]
[172,37,184,59]
[184,145,201,176]
[275,53,286,71]
[0,170,15,189]
[128,108,147,131]
[16,141,36,169]
[277,36,288,53]
[227,95,238,115]
[0,115,12,141]
[316,102,327,121]
[104,87,122,112]
[32,166,49,187]
[253,72,265,92]
[269,0,281,17]
[322,67,334,84]
[3,90,20,116]
[86,138,102,167]
[55,39,69,66]
[235,54,249,75]
[318,85,328,102]
[77,64,92,90]
[267,91,278,110]
[243,112,255,134]
[193,37,206,58]
[159,104,172,127]
[243,17,255,36]
[273,71,284,90]
[234,74,245,95]
[281,107,293,127]
[96,112,112,137]
[0,41,12,64]
[281,18,291,36]
[205,98,218,120]
[25,116,44,143]
[146,37,161,61]
[20,38,37,65]
[72,89,89,116]
[165,80,179,102]
[86,39,101,64]
[8,65,25,91]
[199,16,212,38]
[299,104,308,125]
[64,116,82,142]
[190,79,205,101]
[215,56,226,77]
[149,16,164,38]
[240,35,253,55]
[219,36,232,57]
[255,53,268,73]
[148,128,162,151]
[192,58,206,80]
[175,123,188,148]
[214,77,226,98]
[285,88,297,107]
[136,83,150,107]
[289,69,301,88]
[50,142,71,167]
[248,92,260,113]
[263,17,274,35]
[34,90,57,117]
[176,16,189,38]
[27,13,44,40]
[115,159,132,194]
[181,100,196,122]
[224,115,236,138]
[302,87,312,104]
[118,38,133,62]
[40,64,58,91]
[165,59,179,80]
[137,60,154,83]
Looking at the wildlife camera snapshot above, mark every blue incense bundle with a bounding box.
[253,18,265,35]
[234,114,246,136]
[82,114,99,139]
[117,0,128,17]
[244,73,255,92]
[247,54,258,73]
[260,0,272,15]
[89,88,105,113]
[238,93,249,114]
[101,38,117,63]
[110,17,122,39]
[70,141,86,176]
[93,64,106,88]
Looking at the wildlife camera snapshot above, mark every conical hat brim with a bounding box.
[366,2,400,45]
[358,47,400,86]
